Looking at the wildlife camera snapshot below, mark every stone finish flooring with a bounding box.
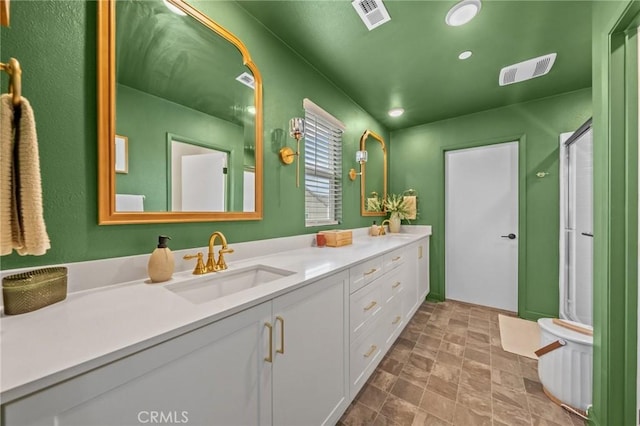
[338,300,586,426]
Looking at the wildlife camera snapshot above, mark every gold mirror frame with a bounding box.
[359,130,387,217]
[97,0,263,224]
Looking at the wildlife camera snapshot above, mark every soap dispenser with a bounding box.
[370,221,378,236]
[148,235,175,283]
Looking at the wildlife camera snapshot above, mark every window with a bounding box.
[303,99,345,227]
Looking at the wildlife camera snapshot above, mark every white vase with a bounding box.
[389,213,401,233]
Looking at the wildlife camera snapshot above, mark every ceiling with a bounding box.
[237,0,593,130]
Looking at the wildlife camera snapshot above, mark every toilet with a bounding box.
[536,317,593,413]
[536,121,594,417]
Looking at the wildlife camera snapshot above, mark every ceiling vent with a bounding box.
[498,53,557,86]
[351,0,391,31]
[236,72,255,89]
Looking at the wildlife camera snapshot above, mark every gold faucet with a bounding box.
[183,231,234,275]
[379,219,391,236]
[206,231,234,272]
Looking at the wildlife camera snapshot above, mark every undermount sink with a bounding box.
[166,264,295,304]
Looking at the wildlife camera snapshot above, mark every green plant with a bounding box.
[383,193,411,220]
[366,194,383,212]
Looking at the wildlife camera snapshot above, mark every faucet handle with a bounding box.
[183,252,207,275]
[216,247,234,270]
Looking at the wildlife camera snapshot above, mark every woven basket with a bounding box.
[3,267,67,315]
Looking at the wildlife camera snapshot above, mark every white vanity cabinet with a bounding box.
[1,229,432,426]
[2,301,273,426]
[385,246,419,322]
[380,266,407,348]
[2,272,349,426]
[348,265,386,397]
[348,246,418,398]
[271,270,349,426]
[416,237,430,301]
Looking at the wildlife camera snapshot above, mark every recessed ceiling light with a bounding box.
[446,0,481,26]
[163,0,187,16]
[388,108,404,117]
[458,51,473,60]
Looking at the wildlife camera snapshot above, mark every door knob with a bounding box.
[501,233,517,240]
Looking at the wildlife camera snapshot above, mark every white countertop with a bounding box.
[0,226,431,403]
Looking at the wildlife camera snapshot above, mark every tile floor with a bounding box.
[338,300,586,426]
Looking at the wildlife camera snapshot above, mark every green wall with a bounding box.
[591,1,638,425]
[0,0,387,270]
[116,84,244,212]
[389,88,592,320]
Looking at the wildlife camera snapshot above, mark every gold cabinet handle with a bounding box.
[264,322,273,363]
[276,316,285,354]
[392,281,401,289]
[418,245,423,259]
[392,315,402,325]
[392,256,401,261]
[364,301,377,311]
[364,268,377,276]
[363,345,377,358]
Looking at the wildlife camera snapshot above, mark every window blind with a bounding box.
[303,100,344,227]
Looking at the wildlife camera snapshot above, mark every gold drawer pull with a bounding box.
[364,301,377,311]
[392,256,401,261]
[418,246,423,259]
[392,315,402,325]
[264,322,273,363]
[364,268,377,276]
[392,281,401,289]
[363,345,377,358]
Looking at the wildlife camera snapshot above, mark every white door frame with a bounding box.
[441,136,526,314]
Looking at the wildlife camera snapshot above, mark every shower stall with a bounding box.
[559,118,593,326]
[535,119,594,416]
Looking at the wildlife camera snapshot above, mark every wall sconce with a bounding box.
[348,150,367,180]
[279,118,305,187]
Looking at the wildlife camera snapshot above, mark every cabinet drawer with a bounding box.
[383,247,407,273]
[349,256,384,294]
[382,295,405,350]
[349,321,384,398]
[350,276,383,338]
[381,267,405,304]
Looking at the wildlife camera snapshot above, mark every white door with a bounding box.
[182,152,226,211]
[243,170,255,212]
[445,142,519,311]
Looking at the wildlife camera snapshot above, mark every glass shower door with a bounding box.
[564,125,593,326]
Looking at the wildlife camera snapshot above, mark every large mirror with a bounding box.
[359,130,387,217]
[97,0,263,224]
